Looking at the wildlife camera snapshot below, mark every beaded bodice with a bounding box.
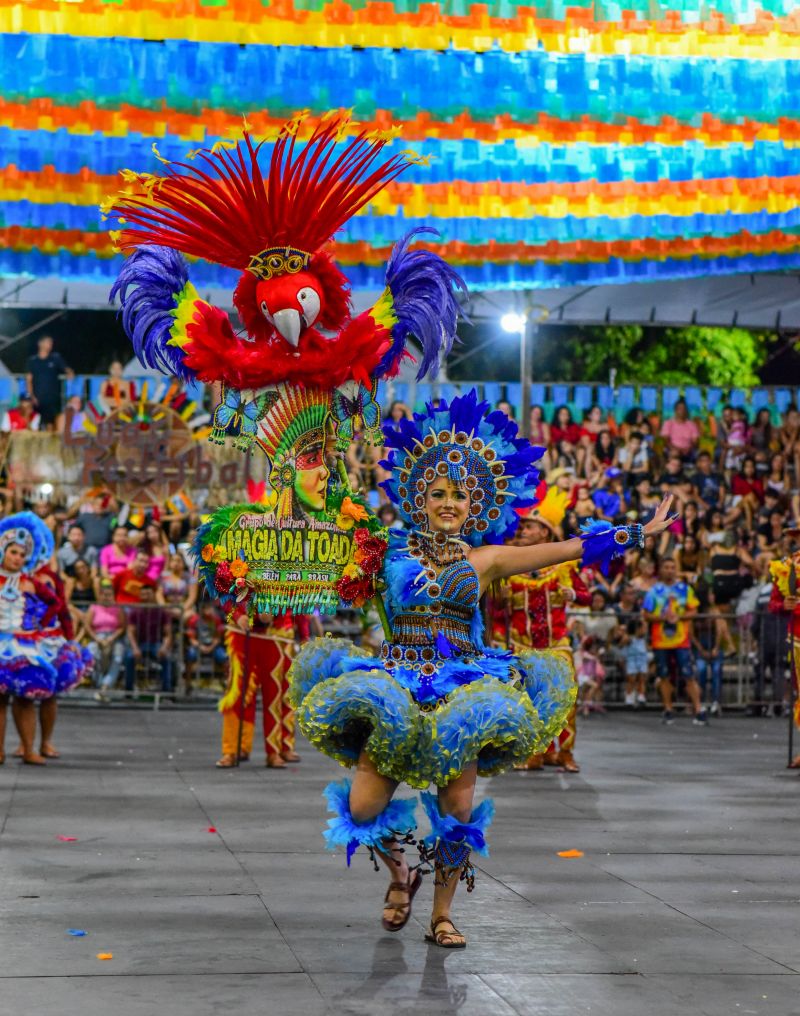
[381,544,483,675]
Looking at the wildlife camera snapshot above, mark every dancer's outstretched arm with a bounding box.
[471,495,675,588]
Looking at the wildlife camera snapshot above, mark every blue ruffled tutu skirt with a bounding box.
[288,637,576,788]
[45,637,94,695]
[0,633,58,700]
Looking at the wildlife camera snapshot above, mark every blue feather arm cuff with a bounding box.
[322,778,418,867]
[580,520,644,577]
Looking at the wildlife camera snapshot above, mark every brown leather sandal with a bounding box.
[381,870,422,932]
[425,916,467,949]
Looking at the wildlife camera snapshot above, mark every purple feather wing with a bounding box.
[377,227,468,380]
[109,245,198,381]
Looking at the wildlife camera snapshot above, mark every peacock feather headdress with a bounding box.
[380,390,543,545]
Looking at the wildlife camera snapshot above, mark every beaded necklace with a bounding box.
[406,529,469,598]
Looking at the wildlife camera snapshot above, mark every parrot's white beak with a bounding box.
[272,308,302,348]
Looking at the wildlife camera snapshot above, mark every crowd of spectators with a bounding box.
[1,359,797,715]
[37,501,209,700]
[347,396,799,720]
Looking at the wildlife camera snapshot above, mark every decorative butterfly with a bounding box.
[331,380,382,450]
[210,387,263,451]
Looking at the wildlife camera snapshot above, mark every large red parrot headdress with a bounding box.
[109,112,465,391]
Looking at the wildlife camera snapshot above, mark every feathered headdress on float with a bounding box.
[0,512,54,572]
[108,113,466,389]
[380,392,544,546]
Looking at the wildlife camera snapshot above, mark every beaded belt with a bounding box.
[381,606,481,675]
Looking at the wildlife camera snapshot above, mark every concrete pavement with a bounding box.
[0,706,798,1016]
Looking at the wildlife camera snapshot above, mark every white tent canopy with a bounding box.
[3,271,800,330]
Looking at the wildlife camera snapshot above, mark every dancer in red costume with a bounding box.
[216,608,315,769]
[768,549,800,769]
[491,486,589,772]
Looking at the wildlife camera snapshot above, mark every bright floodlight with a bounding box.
[40,483,54,496]
[500,312,527,334]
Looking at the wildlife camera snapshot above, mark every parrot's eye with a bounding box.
[260,300,271,320]
[297,287,321,328]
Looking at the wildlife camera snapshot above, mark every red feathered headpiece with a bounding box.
[111,112,412,276]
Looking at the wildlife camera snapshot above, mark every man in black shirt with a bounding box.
[25,335,74,430]
[73,495,115,551]
[691,450,725,510]
[657,453,686,491]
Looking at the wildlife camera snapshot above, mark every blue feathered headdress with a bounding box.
[380,389,543,545]
[378,227,468,380]
[0,511,54,570]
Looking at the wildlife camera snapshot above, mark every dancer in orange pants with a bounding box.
[217,611,309,769]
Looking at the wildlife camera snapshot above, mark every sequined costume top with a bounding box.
[375,530,520,707]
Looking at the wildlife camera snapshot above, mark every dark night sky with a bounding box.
[2,307,799,386]
[0,309,131,375]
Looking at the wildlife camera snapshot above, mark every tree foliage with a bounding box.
[447,320,778,385]
[564,325,770,386]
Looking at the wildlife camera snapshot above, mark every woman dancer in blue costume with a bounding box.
[0,512,90,765]
[289,392,675,948]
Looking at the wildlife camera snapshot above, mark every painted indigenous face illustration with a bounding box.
[424,477,470,534]
[294,439,329,513]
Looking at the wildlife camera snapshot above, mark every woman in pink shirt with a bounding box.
[99,526,135,580]
[86,582,127,701]
[139,522,169,582]
[660,400,700,458]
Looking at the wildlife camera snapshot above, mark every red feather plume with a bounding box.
[112,114,413,270]
[182,301,392,390]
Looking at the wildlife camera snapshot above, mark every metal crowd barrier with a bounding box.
[568,608,797,713]
[63,601,797,723]
[65,600,210,711]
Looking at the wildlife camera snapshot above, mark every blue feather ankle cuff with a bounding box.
[419,793,495,893]
[322,778,418,867]
[419,792,495,858]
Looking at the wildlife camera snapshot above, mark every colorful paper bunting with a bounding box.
[0,3,797,289]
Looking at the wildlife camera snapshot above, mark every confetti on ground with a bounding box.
[56,836,77,842]
[557,849,585,858]
[67,929,87,937]
[207,826,217,833]
[96,953,113,961]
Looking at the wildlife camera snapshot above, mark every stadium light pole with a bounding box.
[501,310,534,432]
